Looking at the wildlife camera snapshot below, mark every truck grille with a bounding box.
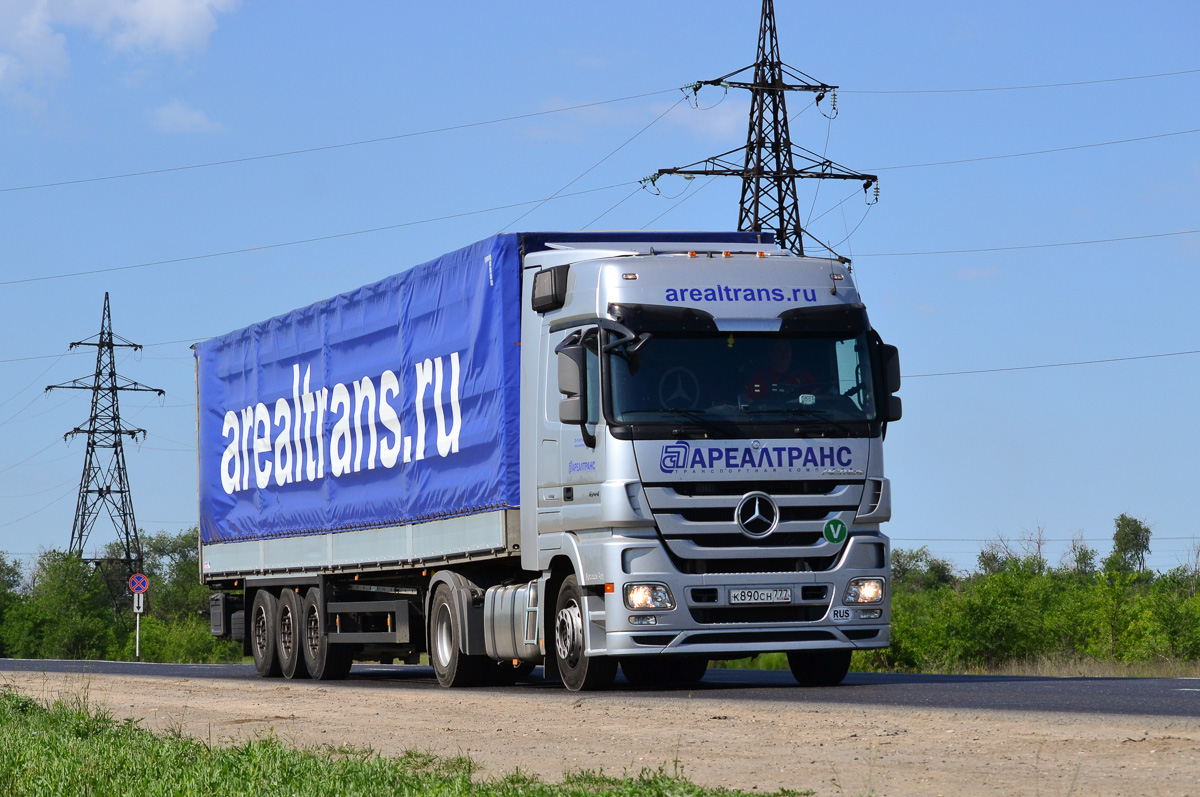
[643,480,864,573]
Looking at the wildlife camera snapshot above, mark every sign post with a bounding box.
[129,573,148,661]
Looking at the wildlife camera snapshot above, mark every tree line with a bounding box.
[875,514,1200,671]
[0,530,239,663]
[1,515,1195,672]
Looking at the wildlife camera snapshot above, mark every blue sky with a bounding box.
[1,1,1197,573]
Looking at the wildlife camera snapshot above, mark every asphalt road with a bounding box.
[3,658,1198,718]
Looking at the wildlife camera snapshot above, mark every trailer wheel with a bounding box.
[787,649,851,687]
[250,590,282,678]
[554,575,616,691]
[277,588,311,680]
[429,584,486,687]
[301,587,352,680]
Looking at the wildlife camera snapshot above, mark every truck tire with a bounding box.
[554,575,616,691]
[277,588,311,679]
[429,584,486,687]
[301,587,352,681]
[250,590,282,678]
[787,649,851,687]
[621,656,708,687]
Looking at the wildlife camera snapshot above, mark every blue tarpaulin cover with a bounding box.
[196,230,772,545]
[196,235,522,544]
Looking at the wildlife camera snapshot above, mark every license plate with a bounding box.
[728,587,792,604]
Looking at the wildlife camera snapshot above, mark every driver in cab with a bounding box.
[745,340,816,403]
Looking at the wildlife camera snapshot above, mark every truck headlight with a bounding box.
[624,583,675,610]
[843,578,884,604]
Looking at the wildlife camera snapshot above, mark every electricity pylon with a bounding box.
[653,0,877,256]
[47,292,163,576]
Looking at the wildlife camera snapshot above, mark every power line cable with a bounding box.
[0,439,64,476]
[582,187,643,230]
[0,181,637,288]
[0,478,77,500]
[872,127,1200,171]
[0,352,68,409]
[0,88,682,195]
[843,67,1200,94]
[499,96,686,232]
[856,228,1200,258]
[0,351,83,364]
[905,349,1200,379]
[641,176,716,228]
[0,488,76,529]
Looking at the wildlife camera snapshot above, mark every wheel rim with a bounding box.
[253,606,269,657]
[555,599,584,668]
[279,605,294,657]
[434,603,454,669]
[304,603,321,661]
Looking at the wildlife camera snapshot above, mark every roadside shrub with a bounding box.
[115,615,241,664]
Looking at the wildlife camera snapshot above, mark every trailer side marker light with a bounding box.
[387,615,391,631]
[722,251,731,258]
[512,659,520,667]
[354,574,359,581]
[688,251,697,258]
[757,251,767,258]
[605,583,614,593]
[622,273,638,280]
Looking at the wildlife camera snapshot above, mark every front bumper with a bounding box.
[581,532,891,659]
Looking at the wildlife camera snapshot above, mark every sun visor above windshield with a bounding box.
[608,303,718,333]
[778,303,869,334]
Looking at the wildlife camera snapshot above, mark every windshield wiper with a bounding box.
[621,408,733,434]
[779,407,860,437]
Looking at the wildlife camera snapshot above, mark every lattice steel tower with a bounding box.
[654,0,877,256]
[47,293,163,573]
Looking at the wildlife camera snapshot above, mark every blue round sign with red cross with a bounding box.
[129,573,148,594]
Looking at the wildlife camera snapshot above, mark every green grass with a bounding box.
[0,688,810,796]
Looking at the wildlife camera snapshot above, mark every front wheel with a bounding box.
[787,649,851,687]
[429,584,487,687]
[554,575,616,691]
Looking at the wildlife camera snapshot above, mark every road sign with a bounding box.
[133,592,144,614]
[129,573,148,593]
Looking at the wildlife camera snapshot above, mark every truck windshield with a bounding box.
[608,332,877,426]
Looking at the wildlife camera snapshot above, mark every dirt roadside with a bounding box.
[4,670,1198,796]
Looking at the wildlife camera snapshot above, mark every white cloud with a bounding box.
[666,96,751,142]
[150,98,221,132]
[0,0,238,93]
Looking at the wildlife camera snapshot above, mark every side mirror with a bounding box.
[882,344,901,394]
[556,340,586,425]
[887,395,903,423]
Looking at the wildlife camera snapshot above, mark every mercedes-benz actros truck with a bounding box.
[200,231,901,691]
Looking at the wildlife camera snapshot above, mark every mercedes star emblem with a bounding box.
[736,491,779,537]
